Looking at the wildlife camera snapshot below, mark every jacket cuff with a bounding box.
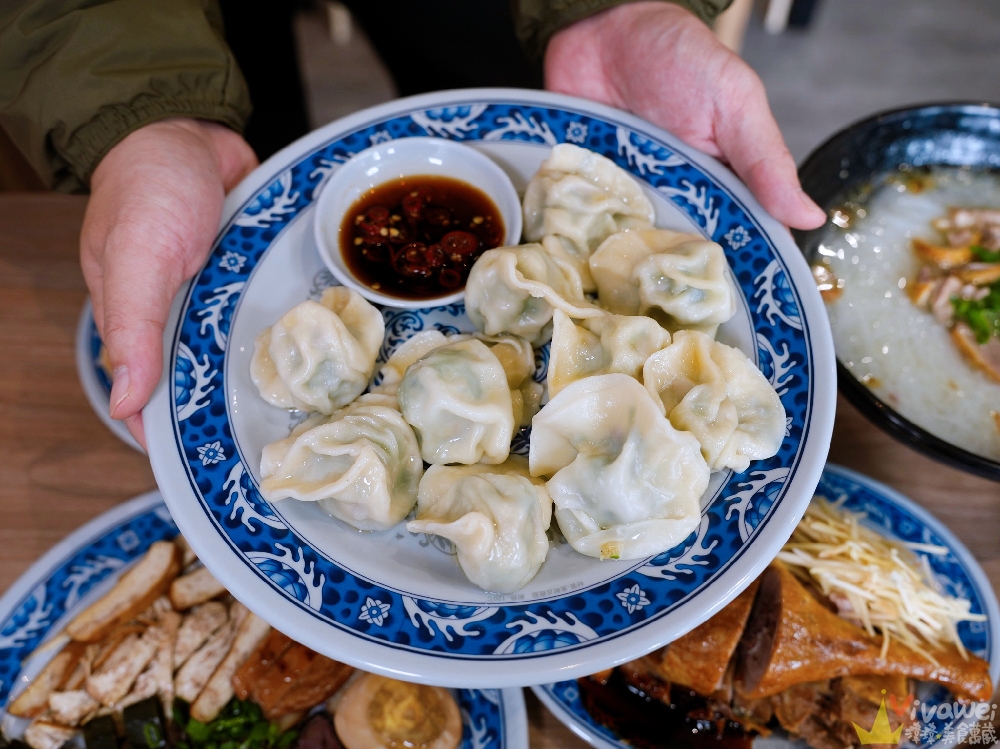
[65,96,247,188]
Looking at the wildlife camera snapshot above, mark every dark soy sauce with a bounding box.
[340,175,505,301]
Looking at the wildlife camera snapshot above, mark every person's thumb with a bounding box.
[102,223,192,448]
[715,67,826,231]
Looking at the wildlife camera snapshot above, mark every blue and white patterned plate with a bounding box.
[74,299,143,453]
[533,464,1000,749]
[143,89,836,687]
[0,492,527,749]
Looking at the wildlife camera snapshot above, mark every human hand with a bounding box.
[545,1,826,230]
[81,118,258,448]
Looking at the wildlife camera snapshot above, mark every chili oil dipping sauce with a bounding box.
[312,137,523,310]
[341,175,504,301]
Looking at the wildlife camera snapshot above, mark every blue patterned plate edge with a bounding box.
[532,463,1000,749]
[144,87,837,688]
[0,493,526,749]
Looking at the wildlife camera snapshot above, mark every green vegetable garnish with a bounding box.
[952,281,1000,344]
[971,245,1000,263]
[174,699,298,749]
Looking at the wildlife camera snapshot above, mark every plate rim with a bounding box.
[144,87,837,688]
[531,462,1000,748]
[74,299,144,453]
[0,492,527,749]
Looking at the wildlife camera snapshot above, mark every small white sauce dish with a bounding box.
[313,136,522,309]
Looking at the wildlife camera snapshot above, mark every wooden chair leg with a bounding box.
[714,0,756,54]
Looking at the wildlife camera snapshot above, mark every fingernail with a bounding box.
[110,365,130,417]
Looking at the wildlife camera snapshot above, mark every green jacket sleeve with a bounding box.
[0,0,251,192]
[512,0,734,63]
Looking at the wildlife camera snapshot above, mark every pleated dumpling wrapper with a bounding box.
[373,330,542,427]
[522,143,655,291]
[643,330,785,473]
[259,397,422,531]
[464,243,602,345]
[589,229,737,338]
[407,457,552,593]
[397,338,515,465]
[546,308,672,398]
[530,374,709,561]
[251,286,384,414]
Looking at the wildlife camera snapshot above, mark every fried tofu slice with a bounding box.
[23,721,78,749]
[170,567,227,611]
[655,579,760,697]
[67,541,180,642]
[190,613,271,722]
[85,628,159,706]
[122,610,182,712]
[736,564,993,701]
[174,601,229,670]
[48,689,100,726]
[174,618,236,704]
[246,641,355,720]
[232,629,294,700]
[175,535,198,568]
[7,640,88,718]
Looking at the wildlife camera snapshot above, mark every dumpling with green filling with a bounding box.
[407,457,552,593]
[397,338,515,465]
[529,374,708,561]
[643,330,785,473]
[522,143,655,291]
[464,243,601,345]
[589,229,736,337]
[259,399,422,531]
[251,286,384,414]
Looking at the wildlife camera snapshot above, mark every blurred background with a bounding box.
[301,0,1000,162]
[2,0,1000,190]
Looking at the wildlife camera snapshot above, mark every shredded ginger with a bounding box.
[777,496,986,664]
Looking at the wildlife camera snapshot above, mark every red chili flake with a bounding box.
[441,231,478,255]
[439,268,462,288]
[402,195,423,219]
[392,242,435,279]
[425,243,445,268]
[425,208,451,226]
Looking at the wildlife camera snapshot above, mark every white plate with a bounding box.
[533,464,1000,749]
[144,89,836,688]
[74,299,144,452]
[0,492,526,749]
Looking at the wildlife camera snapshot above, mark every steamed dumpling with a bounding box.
[251,287,384,414]
[643,330,785,473]
[407,457,552,593]
[547,309,672,397]
[589,229,736,337]
[464,243,601,345]
[374,331,542,427]
[529,374,708,560]
[397,338,515,465]
[370,330,454,397]
[259,399,423,531]
[522,144,656,291]
[477,333,544,427]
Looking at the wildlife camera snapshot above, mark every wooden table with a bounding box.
[2,192,999,748]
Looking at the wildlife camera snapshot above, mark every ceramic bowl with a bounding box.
[794,102,1000,481]
[312,136,521,308]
